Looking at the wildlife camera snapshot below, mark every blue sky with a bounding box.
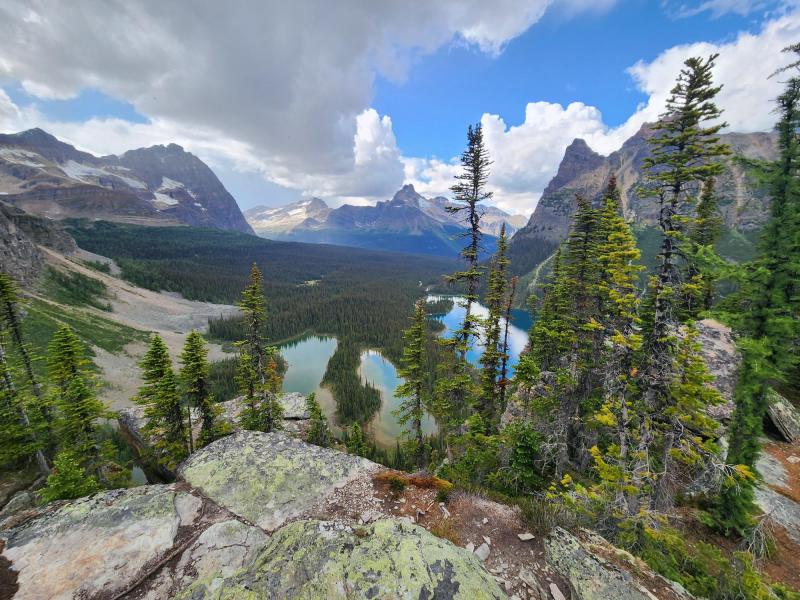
[374,1,773,159]
[0,1,797,214]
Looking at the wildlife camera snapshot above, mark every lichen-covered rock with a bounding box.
[179,519,505,599]
[118,394,312,477]
[545,527,695,600]
[178,431,378,530]
[695,319,739,421]
[0,484,203,600]
[144,519,269,599]
[755,486,800,546]
[766,389,800,442]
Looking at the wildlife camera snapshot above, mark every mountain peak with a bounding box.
[15,128,60,144]
[390,183,423,207]
[544,138,606,194]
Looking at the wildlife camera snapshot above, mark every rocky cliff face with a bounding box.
[0,128,253,234]
[508,126,778,283]
[0,201,76,285]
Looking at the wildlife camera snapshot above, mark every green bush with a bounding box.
[40,451,100,503]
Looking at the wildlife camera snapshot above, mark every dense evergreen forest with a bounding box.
[66,222,455,360]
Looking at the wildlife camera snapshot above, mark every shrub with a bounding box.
[40,451,100,503]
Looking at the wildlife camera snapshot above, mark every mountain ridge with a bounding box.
[0,128,253,234]
[246,183,526,257]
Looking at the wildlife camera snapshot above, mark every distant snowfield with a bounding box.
[0,147,47,167]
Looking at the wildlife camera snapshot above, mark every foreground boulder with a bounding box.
[0,485,207,600]
[118,392,311,479]
[766,389,800,443]
[545,527,695,600]
[178,430,378,530]
[180,519,505,599]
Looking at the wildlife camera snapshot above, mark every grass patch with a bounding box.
[20,298,149,370]
[42,266,112,311]
[83,260,112,274]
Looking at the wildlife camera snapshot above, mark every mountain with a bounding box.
[508,125,778,296]
[0,128,253,234]
[245,184,526,257]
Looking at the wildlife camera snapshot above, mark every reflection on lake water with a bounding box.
[277,297,531,448]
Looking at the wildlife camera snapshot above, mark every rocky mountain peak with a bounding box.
[544,138,606,194]
[390,183,424,207]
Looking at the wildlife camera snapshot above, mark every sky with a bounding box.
[0,1,799,216]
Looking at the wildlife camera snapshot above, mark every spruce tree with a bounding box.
[237,264,284,433]
[180,330,223,448]
[714,47,800,533]
[497,275,518,412]
[0,272,46,413]
[0,335,45,470]
[685,178,723,314]
[478,224,509,425]
[395,300,429,468]
[136,334,188,469]
[638,54,731,510]
[347,421,370,458]
[305,392,331,447]
[40,450,100,502]
[47,326,106,473]
[435,124,492,431]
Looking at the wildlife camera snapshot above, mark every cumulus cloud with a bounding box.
[0,0,604,203]
[406,11,800,216]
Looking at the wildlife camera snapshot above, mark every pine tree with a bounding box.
[497,275,518,412]
[714,46,800,534]
[478,224,509,425]
[685,178,723,314]
[347,421,370,458]
[47,326,106,473]
[180,330,224,448]
[136,334,188,469]
[40,450,100,502]
[436,124,492,430]
[305,392,331,447]
[395,300,429,468]
[237,264,284,432]
[0,334,44,469]
[637,54,730,511]
[0,272,47,414]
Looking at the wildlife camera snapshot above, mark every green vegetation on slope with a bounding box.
[42,266,112,312]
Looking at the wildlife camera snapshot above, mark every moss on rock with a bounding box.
[179,518,505,599]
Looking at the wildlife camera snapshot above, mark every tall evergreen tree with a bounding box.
[478,224,509,425]
[637,54,730,510]
[180,330,224,449]
[305,392,331,447]
[498,275,518,412]
[0,333,46,472]
[685,177,723,314]
[237,264,284,433]
[713,46,800,534]
[136,334,188,469]
[0,273,46,414]
[395,300,429,468]
[47,326,105,472]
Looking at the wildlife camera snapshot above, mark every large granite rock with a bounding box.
[545,527,695,600]
[179,518,506,599]
[118,393,312,480]
[0,484,205,600]
[144,519,269,599]
[766,389,800,443]
[695,319,739,421]
[178,431,378,530]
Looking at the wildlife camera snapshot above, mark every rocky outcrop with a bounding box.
[118,392,312,480]
[0,202,44,286]
[178,430,378,530]
[1,431,715,599]
[766,389,800,443]
[545,527,695,600]
[0,484,210,600]
[695,319,740,421]
[180,519,505,599]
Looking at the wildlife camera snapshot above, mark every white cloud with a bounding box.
[406,11,800,216]
[0,0,613,204]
